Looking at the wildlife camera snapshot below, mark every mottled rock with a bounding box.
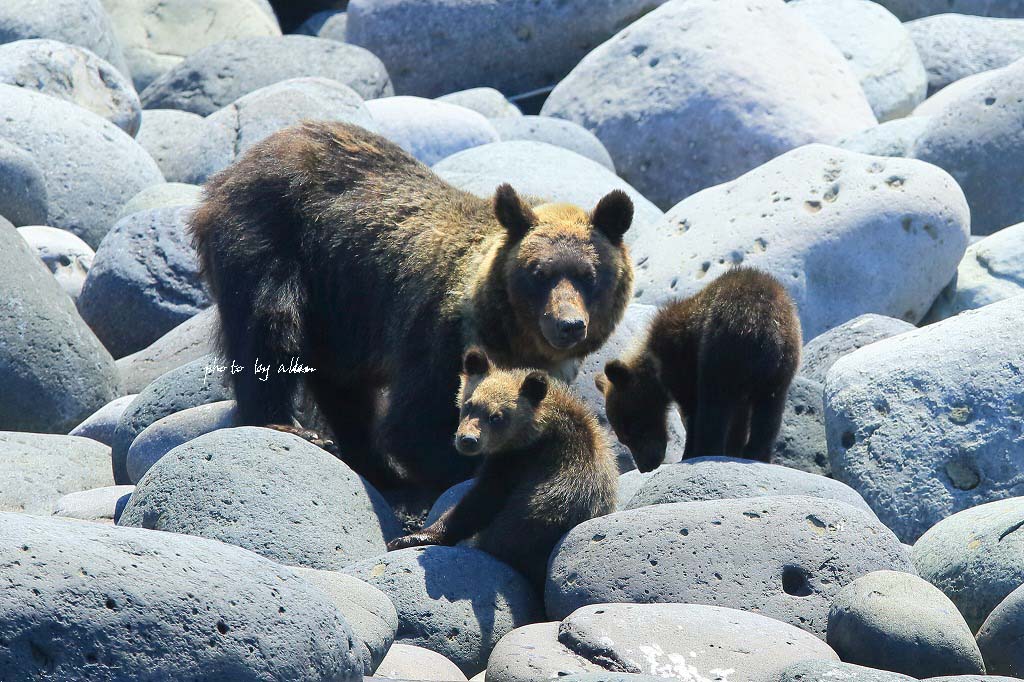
[913,68,1005,117]
[977,581,1024,676]
[117,182,201,218]
[126,399,238,483]
[491,116,614,171]
[52,484,134,524]
[438,87,522,119]
[317,11,347,42]
[136,109,233,185]
[802,314,916,384]
[375,644,467,681]
[15,225,94,301]
[781,660,918,682]
[908,14,1024,95]
[0,138,47,226]
[773,376,830,477]
[615,470,655,509]
[115,308,217,394]
[0,432,114,514]
[68,394,137,446]
[365,96,498,166]
[837,117,933,158]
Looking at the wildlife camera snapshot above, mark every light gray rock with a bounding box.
[117,182,201,218]
[0,512,362,681]
[912,497,1024,632]
[837,117,933,158]
[977,581,1024,675]
[102,0,281,91]
[912,67,1005,117]
[827,570,985,677]
[912,58,1024,235]
[491,116,614,171]
[16,225,94,301]
[925,221,1024,322]
[801,314,916,384]
[317,11,347,43]
[126,399,238,483]
[375,644,467,681]
[630,144,969,340]
[0,39,141,135]
[115,308,217,394]
[790,0,927,121]
[433,141,664,246]
[876,1,1024,22]
[926,677,1022,682]
[136,110,233,185]
[908,14,1024,95]
[615,470,655,509]
[68,394,137,446]
[0,433,114,515]
[344,545,544,677]
[52,484,134,524]
[772,376,830,476]
[365,96,498,166]
[486,604,838,682]
[0,84,164,248]
[347,0,672,98]
[438,87,522,119]
[0,218,120,433]
[781,660,918,682]
[545,495,912,634]
[0,138,47,226]
[120,426,398,569]
[78,206,209,359]
[140,35,392,116]
[559,676,666,682]
[825,296,1024,543]
[541,0,875,209]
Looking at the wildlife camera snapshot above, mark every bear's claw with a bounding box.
[266,424,339,456]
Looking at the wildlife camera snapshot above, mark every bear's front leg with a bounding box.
[266,423,339,456]
[387,530,448,551]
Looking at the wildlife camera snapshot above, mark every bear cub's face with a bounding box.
[596,360,668,472]
[494,184,633,354]
[454,348,548,457]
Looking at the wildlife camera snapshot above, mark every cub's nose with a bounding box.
[456,434,480,454]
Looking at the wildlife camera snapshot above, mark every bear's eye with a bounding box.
[489,412,504,425]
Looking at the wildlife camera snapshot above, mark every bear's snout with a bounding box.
[541,279,589,349]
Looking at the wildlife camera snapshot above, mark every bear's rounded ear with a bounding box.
[591,190,633,245]
[594,373,609,394]
[494,183,537,242]
[603,359,631,387]
[462,347,490,376]
[520,371,549,406]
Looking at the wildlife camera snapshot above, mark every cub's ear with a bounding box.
[494,183,537,241]
[594,373,610,394]
[591,190,633,245]
[462,347,490,376]
[603,359,631,387]
[520,371,549,406]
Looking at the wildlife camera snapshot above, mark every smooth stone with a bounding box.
[140,35,392,116]
[0,433,114,514]
[344,545,544,677]
[836,117,933,158]
[483,621,604,681]
[913,68,1005,117]
[270,0,341,32]
[0,84,164,248]
[374,644,467,681]
[912,497,1024,631]
[790,0,927,121]
[630,144,969,340]
[874,1,1024,20]
[977,582,1024,675]
[615,470,655,509]
[908,14,1024,95]
[781,660,918,682]
[0,39,141,135]
[126,399,238,483]
[559,676,667,682]
[0,138,47,226]
[68,394,137,446]
[438,87,522,119]
[118,182,202,219]
[120,427,398,569]
[317,11,347,43]
[297,10,343,36]
[825,296,1024,543]
[802,314,916,385]
[365,96,498,166]
[491,116,615,171]
[423,479,474,527]
[16,225,94,301]
[136,110,233,185]
[772,376,830,477]
[51,484,134,524]
[926,678,1022,682]
[540,0,875,209]
[0,513,362,680]
[115,308,217,394]
[545,495,912,634]
[0,218,120,433]
[827,570,985,677]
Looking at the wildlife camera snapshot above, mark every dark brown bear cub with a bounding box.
[388,348,618,586]
[189,121,634,491]
[596,267,801,471]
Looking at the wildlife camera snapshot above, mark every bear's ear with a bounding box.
[520,371,549,406]
[594,373,610,394]
[591,190,633,245]
[603,359,631,387]
[494,183,537,241]
[462,347,490,376]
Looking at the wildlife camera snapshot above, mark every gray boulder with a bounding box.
[343,545,543,677]
[115,308,217,394]
[140,35,392,116]
[908,14,1024,95]
[375,643,467,681]
[136,110,232,185]
[365,96,498,166]
[117,182,201,218]
[825,296,1024,543]
[0,218,120,433]
[802,314,916,385]
[0,433,114,514]
[837,115,933,158]
[68,394,137,446]
[874,1,1024,20]
[781,660,918,682]
[541,0,875,209]
[913,67,1005,117]
[438,87,522,119]
[491,116,614,171]
[827,570,985,677]
[297,10,343,36]
[977,581,1024,675]
[0,138,47,226]
[16,225,94,301]
[0,39,141,135]
[317,11,348,43]
[120,427,398,569]
[545,495,912,635]
[615,470,655,509]
[0,84,164,248]
[126,399,239,483]
[0,512,362,681]
[772,376,830,476]
[52,484,134,524]
[424,479,474,527]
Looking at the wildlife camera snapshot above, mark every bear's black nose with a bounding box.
[457,434,480,453]
[557,318,586,342]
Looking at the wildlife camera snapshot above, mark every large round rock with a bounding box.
[825,296,1024,543]
[126,400,238,483]
[540,0,875,209]
[365,96,499,166]
[0,433,114,514]
[977,582,1024,675]
[781,660,918,682]
[119,427,397,569]
[801,314,916,384]
[343,545,543,676]
[136,109,232,185]
[0,512,362,681]
[490,116,615,171]
[115,308,217,394]
[545,495,912,635]
[772,376,830,477]
[68,394,137,446]
[907,14,1024,95]
[0,139,47,226]
[630,144,969,340]
[837,117,932,158]
[16,225,94,301]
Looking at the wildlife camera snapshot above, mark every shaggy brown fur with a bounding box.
[388,348,618,586]
[596,267,801,471]
[189,121,633,490]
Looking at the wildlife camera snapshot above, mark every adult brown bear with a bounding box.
[190,121,634,491]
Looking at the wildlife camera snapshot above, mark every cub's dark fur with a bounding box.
[388,349,618,586]
[597,267,801,471]
[189,121,634,490]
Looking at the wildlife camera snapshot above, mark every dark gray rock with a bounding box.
[977,583,1024,675]
[0,433,114,514]
[491,116,614,171]
[836,117,933,158]
[52,484,134,524]
[343,545,544,677]
[136,109,232,185]
[0,218,120,433]
[879,0,1024,21]
[781,660,918,682]
[827,570,985,677]
[140,35,392,116]
[802,314,916,385]
[545,495,913,635]
[126,400,239,483]
[120,427,398,569]
[423,479,474,527]
[773,376,830,477]
[115,308,217,394]
[15,225,94,301]
[365,96,498,166]
[0,512,362,681]
[0,137,47,226]
[908,14,1024,95]
[297,10,343,36]
[78,206,209,359]
[438,87,522,119]
[375,643,467,681]
[68,394,137,446]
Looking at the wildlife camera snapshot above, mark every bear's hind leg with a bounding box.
[725,399,752,458]
[743,390,787,462]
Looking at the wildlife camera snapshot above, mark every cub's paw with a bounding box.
[387,533,440,551]
[266,424,338,455]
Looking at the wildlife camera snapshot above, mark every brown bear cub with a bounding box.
[596,267,801,471]
[388,348,618,586]
[189,121,634,491]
